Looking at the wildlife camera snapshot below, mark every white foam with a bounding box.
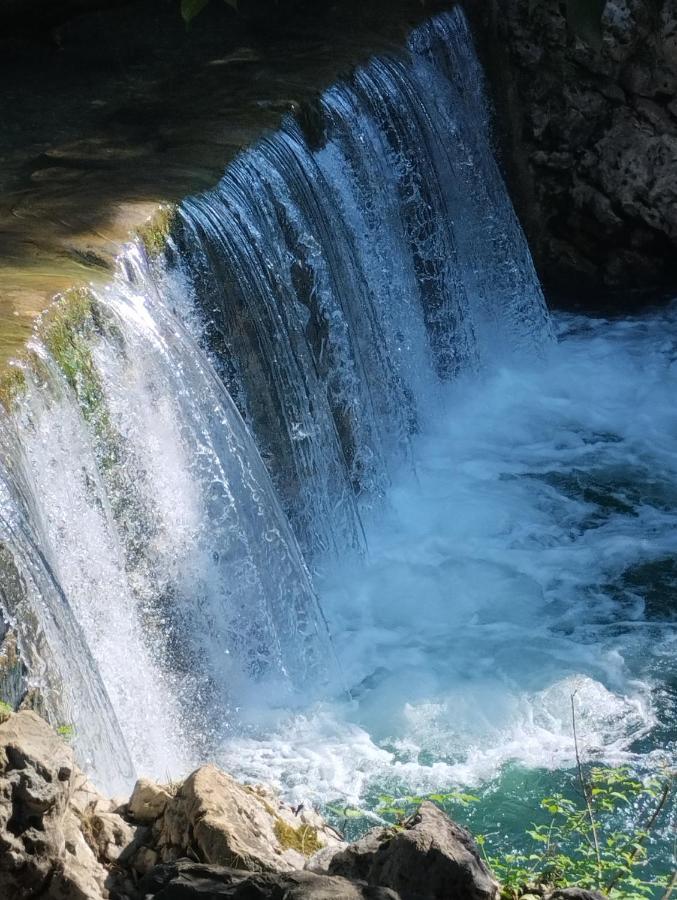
[216,307,677,807]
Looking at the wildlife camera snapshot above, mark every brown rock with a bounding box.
[128,777,173,824]
[317,801,499,900]
[155,764,342,873]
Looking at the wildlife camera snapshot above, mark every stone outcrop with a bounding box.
[0,710,135,899]
[469,0,677,301]
[130,764,342,875]
[310,801,499,900]
[136,860,400,899]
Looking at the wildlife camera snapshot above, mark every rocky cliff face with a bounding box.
[470,0,677,304]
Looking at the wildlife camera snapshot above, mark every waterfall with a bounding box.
[0,8,551,790]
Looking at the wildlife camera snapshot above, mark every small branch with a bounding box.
[662,871,677,900]
[606,774,674,893]
[571,692,602,881]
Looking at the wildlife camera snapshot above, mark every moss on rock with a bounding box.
[136,204,178,258]
[273,818,324,856]
[0,364,27,413]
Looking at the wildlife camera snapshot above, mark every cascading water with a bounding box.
[174,9,551,561]
[0,12,673,872]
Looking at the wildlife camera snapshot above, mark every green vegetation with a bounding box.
[0,701,13,723]
[274,818,324,856]
[136,205,178,258]
[0,364,27,414]
[38,288,120,473]
[481,765,674,899]
[327,767,674,899]
[56,723,75,741]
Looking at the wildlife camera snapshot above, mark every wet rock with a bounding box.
[315,801,499,900]
[0,622,26,711]
[0,710,135,899]
[153,764,342,873]
[136,859,401,899]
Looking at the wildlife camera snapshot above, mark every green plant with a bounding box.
[480,766,674,899]
[56,723,75,741]
[375,789,479,822]
[274,818,324,856]
[0,700,13,723]
[326,788,478,828]
[477,697,675,899]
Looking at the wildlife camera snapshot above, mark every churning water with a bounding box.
[0,5,674,852]
[215,307,677,811]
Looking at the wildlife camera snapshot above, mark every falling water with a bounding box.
[1,7,555,792]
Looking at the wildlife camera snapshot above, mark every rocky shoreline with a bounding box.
[0,710,609,900]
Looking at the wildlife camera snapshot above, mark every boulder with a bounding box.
[136,859,401,899]
[128,777,173,824]
[0,709,135,899]
[153,765,342,873]
[316,801,499,900]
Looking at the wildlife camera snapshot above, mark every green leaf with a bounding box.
[181,0,209,23]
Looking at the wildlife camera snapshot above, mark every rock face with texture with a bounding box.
[0,710,134,899]
[311,801,500,900]
[136,859,401,899]
[469,0,677,299]
[135,765,342,874]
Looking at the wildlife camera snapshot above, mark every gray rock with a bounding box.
[0,710,135,899]
[468,0,677,297]
[322,801,499,900]
[136,859,401,899]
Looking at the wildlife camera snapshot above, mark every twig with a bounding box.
[571,691,602,881]
[662,871,677,900]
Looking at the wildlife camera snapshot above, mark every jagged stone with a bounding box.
[128,777,173,824]
[315,801,499,900]
[136,859,401,899]
[153,765,342,873]
[0,710,135,899]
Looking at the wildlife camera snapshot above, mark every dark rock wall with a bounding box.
[468,0,677,305]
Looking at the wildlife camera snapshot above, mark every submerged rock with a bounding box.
[311,801,499,900]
